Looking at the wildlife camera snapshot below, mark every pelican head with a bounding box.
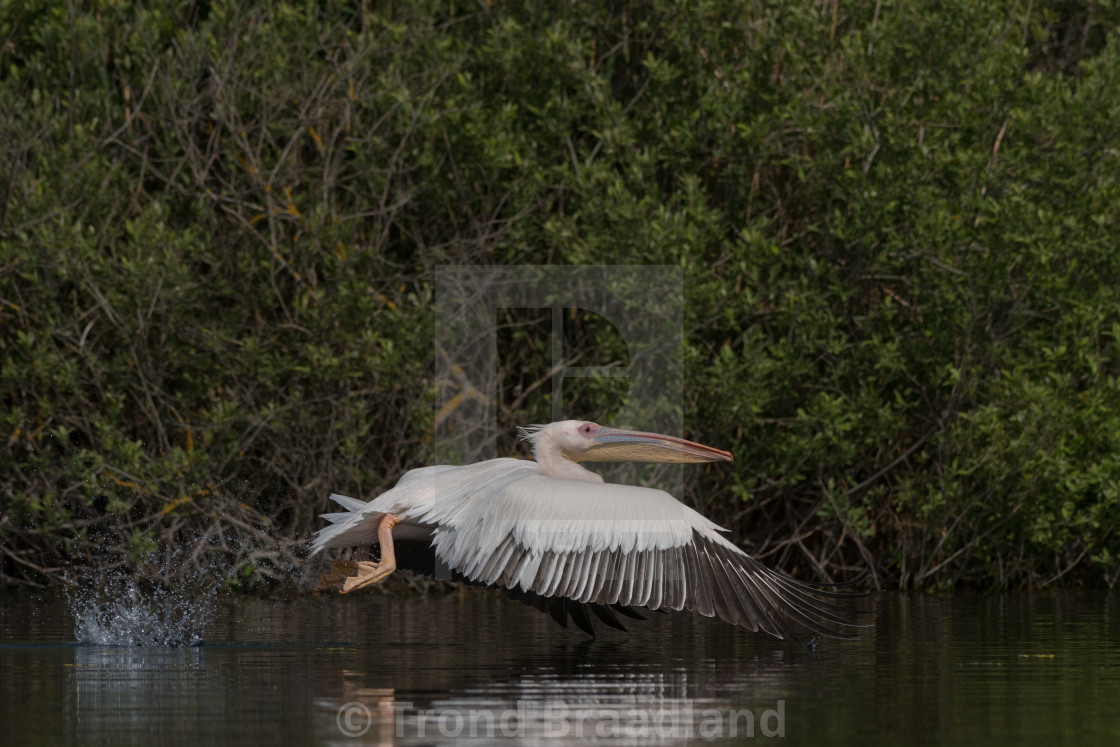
[521,420,733,468]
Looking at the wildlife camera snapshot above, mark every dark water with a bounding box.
[1,590,1117,745]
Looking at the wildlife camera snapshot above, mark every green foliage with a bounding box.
[1,0,1118,590]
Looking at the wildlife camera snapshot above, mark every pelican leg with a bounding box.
[312,514,401,594]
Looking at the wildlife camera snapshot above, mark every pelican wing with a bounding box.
[420,471,869,640]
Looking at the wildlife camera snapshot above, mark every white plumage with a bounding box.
[311,420,871,641]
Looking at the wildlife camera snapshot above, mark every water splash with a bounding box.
[68,574,218,646]
[66,539,233,647]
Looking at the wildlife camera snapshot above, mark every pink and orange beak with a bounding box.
[566,427,733,464]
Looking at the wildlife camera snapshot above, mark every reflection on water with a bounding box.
[326,665,791,745]
[0,590,1117,745]
[69,647,208,743]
